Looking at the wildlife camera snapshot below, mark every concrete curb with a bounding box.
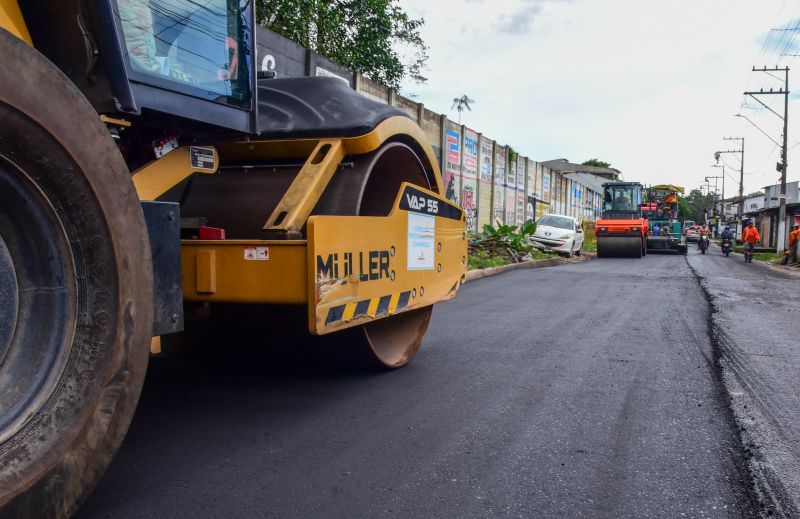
[465,252,596,283]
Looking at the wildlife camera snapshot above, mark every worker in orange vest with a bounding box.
[742,220,760,263]
[788,223,800,264]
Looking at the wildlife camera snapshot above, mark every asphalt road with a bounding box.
[79,251,758,518]
[689,243,800,516]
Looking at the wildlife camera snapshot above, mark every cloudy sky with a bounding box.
[398,0,799,196]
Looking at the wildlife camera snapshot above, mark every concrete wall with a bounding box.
[255,26,605,230]
[477,137,494,230]
[462,128,479,233]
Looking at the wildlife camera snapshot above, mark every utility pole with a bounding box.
[711,164,726,227]
[716,138,744,238]
[745,66,789,252]
[706,175,722,232]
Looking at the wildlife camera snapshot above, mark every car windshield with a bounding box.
[538,215,573,230]
[117,0,252,107]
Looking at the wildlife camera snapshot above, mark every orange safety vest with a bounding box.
[742,226,761,243]
[789,229,799,247]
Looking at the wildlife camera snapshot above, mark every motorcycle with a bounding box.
[698,234,709,254]
[744,244,754,263]
[721,238,732,257]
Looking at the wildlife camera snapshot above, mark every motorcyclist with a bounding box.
[742,220,760,263]
[720,225,733,255]
[698,224,709,251]
[721,226,734,240]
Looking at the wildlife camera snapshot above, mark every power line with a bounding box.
[754,0,790,63]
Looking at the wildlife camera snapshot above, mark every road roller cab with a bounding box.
[595,182,648,258]
[0,2,466,516]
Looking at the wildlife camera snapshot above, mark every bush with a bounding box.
[468,220,555,268]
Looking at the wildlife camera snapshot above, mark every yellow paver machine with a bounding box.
[0,2,466,516]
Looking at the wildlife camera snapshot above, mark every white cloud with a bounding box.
[399,0,797,194]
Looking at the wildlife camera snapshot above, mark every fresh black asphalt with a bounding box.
[79,251,758,518]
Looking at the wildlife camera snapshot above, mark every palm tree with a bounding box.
[451,95,475,124]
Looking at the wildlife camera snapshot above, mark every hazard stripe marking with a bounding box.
[325,291,414,325]
[396,291,411,311]
[354,299,371,318]
[326,305,346,324]
[388,293,401,314]
[375,295,392,317]
[342,302,357,321]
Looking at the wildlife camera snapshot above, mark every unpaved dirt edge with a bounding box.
[686,257,795,518]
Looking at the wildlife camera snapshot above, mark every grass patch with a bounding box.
[467,248,557,270]
[732,246,784,264]
[583,239,597,252]
[530,249,558,260]
[467,250,511,270]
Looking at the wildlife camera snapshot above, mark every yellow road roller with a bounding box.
[0,1,466,516]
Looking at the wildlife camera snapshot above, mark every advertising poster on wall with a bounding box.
[516,158,526,224]
[527,161,537,198]
[478,138,494,229]
[444,122,461,206]
[505,155,517,225]
[536,202,550,221]
[542,169,551,204]
[494,146,506,224]
[462,129,479,233]
[552,172,561,213]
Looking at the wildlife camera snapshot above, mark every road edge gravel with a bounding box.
[465,252,596,282]
[686,257,795,518]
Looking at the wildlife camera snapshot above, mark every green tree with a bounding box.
[581,159,611,168]
[680,189,716,223]
[257,0,429,88]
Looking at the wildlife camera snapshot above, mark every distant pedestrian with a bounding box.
[660,224,670,236]
[742,220,760,263]
[653,223,661,236]
[788,223,800,265]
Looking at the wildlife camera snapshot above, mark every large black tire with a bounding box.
[0,30,153,517]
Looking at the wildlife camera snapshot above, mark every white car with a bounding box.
[530,214,585,257]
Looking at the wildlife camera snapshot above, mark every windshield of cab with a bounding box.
[538,215,574,230]
[603,185,640,211]
[116,0,252,108]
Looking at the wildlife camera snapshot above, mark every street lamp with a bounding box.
[734,114,781,147]
[714,138,744,240]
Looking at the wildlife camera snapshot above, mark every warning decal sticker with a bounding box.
[244,246,269,261]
